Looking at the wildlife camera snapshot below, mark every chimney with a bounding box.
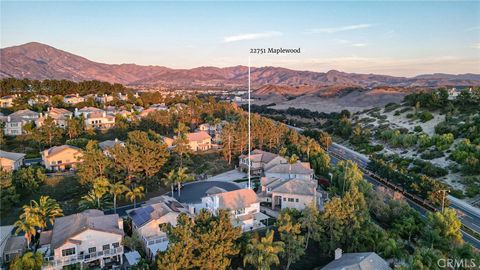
[334,248,342,260]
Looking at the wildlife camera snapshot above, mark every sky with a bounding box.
[1,1,480,76]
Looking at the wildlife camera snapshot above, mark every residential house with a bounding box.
[63,94,85,105]
[138,104,167,118]
[1,109,39,136]
[42,145,83,171]
[95,94,114,104]
[75,107,115,129]
[2,235,26,264]
[0,150,25,172]
[264,161,314,180]
[161,136,175,148]
[238,150,287,176]
[0,95,17,108]
[28,95,50,106]
[74,107,104,118]
[126,196,189,259]
[185,131,212,151]
[84,111,115,130]
[199,188,268,231]
[320,249,391,270]
[0,225,25,265]
[258,177,322,211]
[39,210,124,270]
[99,139,124,156]
[37,108,73,128]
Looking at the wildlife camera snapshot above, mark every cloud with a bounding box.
[223,31,282,43]
[473,43,480,49]
[306,24,372,34]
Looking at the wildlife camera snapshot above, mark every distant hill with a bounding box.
[1,42,480,91]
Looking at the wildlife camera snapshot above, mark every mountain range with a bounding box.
[1,42,480,90]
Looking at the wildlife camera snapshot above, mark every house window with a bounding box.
[283,197,286,201]
[112,242,120,248]
[62,248,75,256]
[288,198,294,202]
[103,244,110,251]
[88,247,96,253]
[235,208,245,215]
[296,198,299,202]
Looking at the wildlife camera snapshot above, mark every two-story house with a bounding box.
[1,109,39,136]
[258,177,322,211]
[0,95,17,108]
[0,150,26,172]
[42,145,83,171]
[39,210,124,270]
[84,111,115,130]
[63,94,85,105]
[127,196,189,259]
[199,188,267,231]
[185,131,212,151]
[238,150,287,176]
[36,108,73,129]
[264,161,314,180]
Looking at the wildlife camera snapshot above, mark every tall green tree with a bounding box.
[157,210,241,270]
[33,116,64,147]
[77,140,111,186]
[300,202,323,250]
[110,130,169,187]
[310,150,331,177]
[276,211,305,270]
[173,122,191,167]
[243,230,284,270]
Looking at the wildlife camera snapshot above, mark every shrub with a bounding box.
[419,111,434,122]
[414,126,423,132]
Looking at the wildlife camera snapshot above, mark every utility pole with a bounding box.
[439,189,449,213]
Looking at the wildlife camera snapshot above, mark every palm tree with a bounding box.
[243,230,284,270]
[14,218,37,247]
[92,177,110,208]
[173,123,191,167]
[162,170,177,196]
[26,196,63,230]
[110,182,128,213]
[176,167,193,197]
[126,186,145,208]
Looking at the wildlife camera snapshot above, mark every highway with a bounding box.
[286,125,480,248]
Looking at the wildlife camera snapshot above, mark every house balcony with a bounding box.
[143,235,168,246]
[43,246,123,268]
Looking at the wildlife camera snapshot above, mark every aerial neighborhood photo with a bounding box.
[1,1,480,270]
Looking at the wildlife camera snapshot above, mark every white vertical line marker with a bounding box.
[248,56,251,189]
